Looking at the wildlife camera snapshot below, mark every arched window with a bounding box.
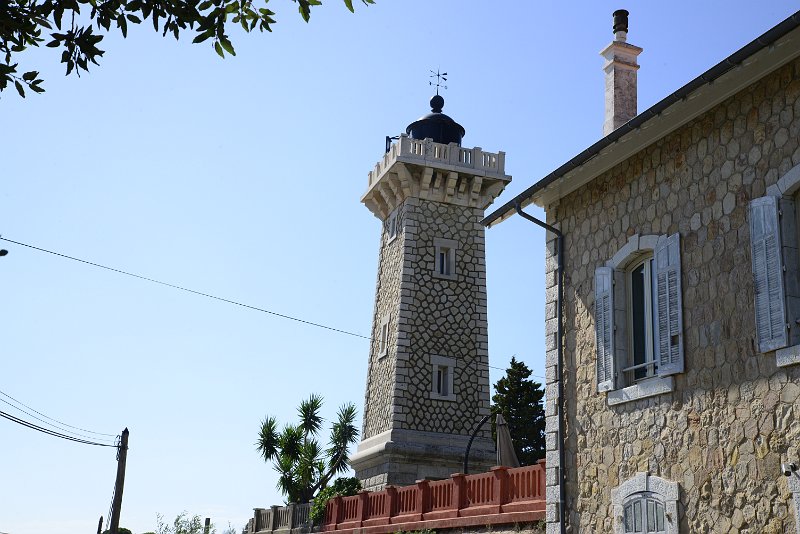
[595,234,684,404]
[611,472,678,534]
[623,492,666,533]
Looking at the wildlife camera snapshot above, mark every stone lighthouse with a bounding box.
[349,95,512,490]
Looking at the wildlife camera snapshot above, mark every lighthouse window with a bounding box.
[439,248,451,275]
[433,237,458,281]
[378,313,390,358]
[387,212,398,243]
[430,355,456,401]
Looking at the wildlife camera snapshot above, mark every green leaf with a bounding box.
[214,40,224,57]
[343,0,354,12]
[14,80,25,97]
[118,14,128,38]
[192,30,213,43]
[22,71,37,81]
[220,36,235,56]
[126,14,141,23]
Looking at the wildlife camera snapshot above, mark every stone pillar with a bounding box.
[600,10,642,136]
[543,220,562,534]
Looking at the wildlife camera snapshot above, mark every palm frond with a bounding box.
[298,394,324,437]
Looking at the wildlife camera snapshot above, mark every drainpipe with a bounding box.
[514,202,566,534]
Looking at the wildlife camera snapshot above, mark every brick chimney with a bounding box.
[600,10,642,135]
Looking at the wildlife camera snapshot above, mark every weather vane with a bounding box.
[429,69,448,95]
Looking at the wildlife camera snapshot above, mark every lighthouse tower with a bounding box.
[350,95,512,490]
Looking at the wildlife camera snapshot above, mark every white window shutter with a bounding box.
[654,233,684,376]
[750,196,789,352]
[595,266,615,391]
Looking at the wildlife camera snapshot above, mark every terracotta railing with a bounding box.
[323,461,545,534]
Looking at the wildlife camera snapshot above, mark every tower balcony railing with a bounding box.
[368,134,507,188]
[322,461,546,534]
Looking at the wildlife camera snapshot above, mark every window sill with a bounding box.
[776,344,800,367]
[429,392,457,402]
[432,272,457,281]
[607,376,674,405]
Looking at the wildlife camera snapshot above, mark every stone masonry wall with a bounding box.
[396,197,492,436]
[545,58,800,533]
[361,201,406,440]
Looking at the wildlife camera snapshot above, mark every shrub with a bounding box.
[309,476,362,524]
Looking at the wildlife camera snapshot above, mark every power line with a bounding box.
[0,409,118,447]
[0,237,370,340]
[0,236,550,381]
[0,387,116,438]
[0,396,116,444]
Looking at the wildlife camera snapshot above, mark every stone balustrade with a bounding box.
[368,134,507,188]
[249,503,312,534]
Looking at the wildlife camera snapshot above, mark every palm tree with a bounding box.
[256,394,358,503]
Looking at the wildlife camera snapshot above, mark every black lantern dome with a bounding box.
[405,95,465,146]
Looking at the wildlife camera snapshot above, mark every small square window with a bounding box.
[430,355,456,401]
[433,237,458,281]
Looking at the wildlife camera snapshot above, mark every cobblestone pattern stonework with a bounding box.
[544,59,800,534]
[399,197,491,435]
[362,195,492,439]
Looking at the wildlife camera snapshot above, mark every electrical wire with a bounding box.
[0,387,116,438]
[0,237,370,340]
[0,396,116,443]
[0,409,118,447]
[0,237,548,380]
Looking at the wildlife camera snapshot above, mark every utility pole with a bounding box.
[110,428,129,534]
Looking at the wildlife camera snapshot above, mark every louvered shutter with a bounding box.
[654,233,684,376]
[595,266,615,391]
[750,196,788,352]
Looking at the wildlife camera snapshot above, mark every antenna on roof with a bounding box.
[429,69,448,95]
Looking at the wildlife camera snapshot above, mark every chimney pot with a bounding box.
[612,9,629,35]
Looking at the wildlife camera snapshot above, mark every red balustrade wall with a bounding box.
[323,461,546,534]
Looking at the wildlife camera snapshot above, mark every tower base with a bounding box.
[350,429,496,491]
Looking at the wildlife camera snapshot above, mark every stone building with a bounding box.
[485,9,800,534]
[349,96,513,490]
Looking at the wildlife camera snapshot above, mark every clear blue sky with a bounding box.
[1,1,797,532]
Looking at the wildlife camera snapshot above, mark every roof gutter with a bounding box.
[482,9,800,228]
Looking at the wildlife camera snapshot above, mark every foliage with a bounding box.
[257,394,359,504]
[309,476,361,524]
[102,529,132,534]
[0,0,374,96]
[490,356,545,465]
[156,512,215,534]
